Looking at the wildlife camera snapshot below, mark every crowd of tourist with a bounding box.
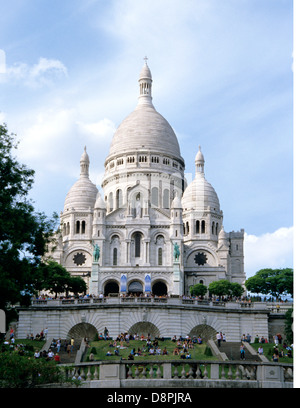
[32,292,292,303]
[93,330,205,361]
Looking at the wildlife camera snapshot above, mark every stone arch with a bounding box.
[128,280,143,294]
[104,280,119,296]
[67,322,98,341]
[152,281,168,296]
[128,321,160,338]
[188,324,217,342]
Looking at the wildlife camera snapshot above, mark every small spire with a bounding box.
[195,146,205,175]
[138,57,153,107]
[80,146,90,177]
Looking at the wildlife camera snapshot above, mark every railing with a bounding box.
[30,298,293,312]
[61,359,293,388]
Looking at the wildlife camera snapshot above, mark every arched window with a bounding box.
[186,222,189,234]
[212,221,215,235]
[81,220,86,234]
[113,248,118,266]
[216,223,219,235]
[67,222,70,234]
[134,232,142,258]
[201,220,205,234]
[151,187,159,207]
[109,192,113,212]
[76,220,80,234]
[116,189,123,209]
[196,220,200,234]
[163,189,170,209]
[158,248,163,265]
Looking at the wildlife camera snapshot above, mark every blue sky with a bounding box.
[0,0,295,278]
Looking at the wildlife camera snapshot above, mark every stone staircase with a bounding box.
[215,341,260,362]
[51,339,82,364]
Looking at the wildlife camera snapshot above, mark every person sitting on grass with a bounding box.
[186,352,191,359]
[149,347,155,355]
[106,350,112,356]
[173,347,179,356]
[180,353,186,359]
[128,353,134,360]
[162,347,168,355]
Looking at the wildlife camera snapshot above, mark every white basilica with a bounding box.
[50,61,245,297]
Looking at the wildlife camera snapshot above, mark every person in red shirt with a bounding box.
[54,353,61,363]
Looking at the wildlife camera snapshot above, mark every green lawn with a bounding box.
[251,342,293,364]
[85,339,217,362]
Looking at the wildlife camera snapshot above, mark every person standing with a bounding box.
[104,327,109,340]
[216,332,222,347]
[240,344,246,360]
[57,338,61,353]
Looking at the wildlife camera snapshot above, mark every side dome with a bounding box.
[64,178,98,212]
[182,146,220,212]
[182,176,220,212]
[63,147,98,212]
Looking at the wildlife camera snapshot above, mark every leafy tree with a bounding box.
[245,268,293,299]
[0,124,58,320]
[208,280,244,298]
[68,275,87,296]
[230,282,244,298]
[40,260,86,298]
[208,280,231,297]
[189,283,207,297]
[0,351,68,388]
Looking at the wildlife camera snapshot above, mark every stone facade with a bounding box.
[17,299,269,342]
[48,61,245,297]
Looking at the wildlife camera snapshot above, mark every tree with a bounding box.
[0,124,58,320]
[40,260,87,298]
[245,268,293,299]
[208,280,244,298]
[189,283,207,297]
[208,280,231,297]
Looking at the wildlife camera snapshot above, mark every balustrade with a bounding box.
[60,359,293,386]
[30,298,292,313]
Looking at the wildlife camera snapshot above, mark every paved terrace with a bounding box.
[31,297,292,313]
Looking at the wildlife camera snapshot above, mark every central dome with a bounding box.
[109,104,181,158]
[107,61,183,161]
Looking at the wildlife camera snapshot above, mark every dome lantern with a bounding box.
[138,56,153,107]
[80,146,90,178]
[195,145,205,176]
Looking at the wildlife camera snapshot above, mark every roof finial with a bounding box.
[144,56,148,65]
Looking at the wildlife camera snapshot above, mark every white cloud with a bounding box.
[76,118,116,143]
[244,227,293,278]
[0,49,6,74]
[2,57,67,87]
